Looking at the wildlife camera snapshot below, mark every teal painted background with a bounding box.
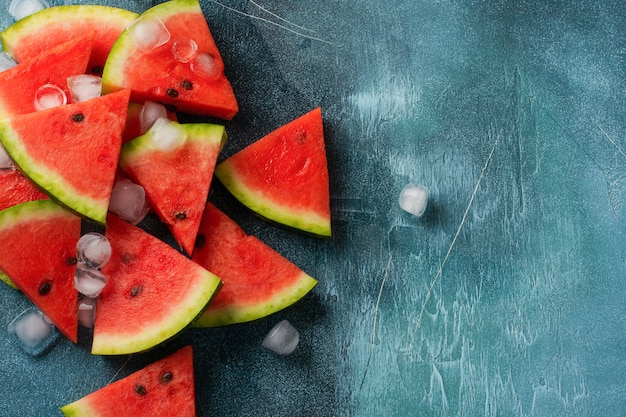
[0,0,624,416]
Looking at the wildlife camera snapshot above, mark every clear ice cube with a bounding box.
[149,117,185,152]
[127,15,171,51]
[34,84,66,111]
[0,144,14,171]
[399,183,429,217]
[77,296,97,329]
[7,307,60,356]
[8,0,49,21]
[0,52,17,72]
[76,232,111,269]
[66,74,102,103]
[74,262,108,298]
[109,178,150,224]
[139,101,168,134]
[171,37,198,63]
[191,52,220,79]
[262,320,300,355]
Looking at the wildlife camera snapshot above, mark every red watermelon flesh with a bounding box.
[0,34,93,117]
[0,89,131,224]
[0,169,47,212]
[0,200,80,343]
[102,0,239,119]
[191,202,317,327]
[119,121,225,254]
[1,5,138,75]
[94,213,222,355]
[214,107,331,237]
[60,346,196,417]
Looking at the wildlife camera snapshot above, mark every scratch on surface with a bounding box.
[407,129,501,349]
[107,354,134,384]
[590,116,626,161]
[359,254,393,391]
[209,0,335,45]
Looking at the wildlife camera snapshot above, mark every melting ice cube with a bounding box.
[399,183,429,217]
[127,15,171,51]
[8,0,49,21]
[66,74,102,103]
[0,145,14,171]
[78,296,97,329]
[191,52,220,79]
[0,52,17,72]
[262,320,300,355]
[171,37,198,63]
[109,178,150,224]
[76,232,111,269]
[149,117,185,152]
[74,262,108,298]
[34,84,67,111]
[7,307,60,356]
[139,101,168,134]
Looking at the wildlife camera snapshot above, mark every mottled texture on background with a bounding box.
[0,0,624,416]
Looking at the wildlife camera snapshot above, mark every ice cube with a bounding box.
[77,296,97,329]
[66,74,102,103]
[0,52,17,72]
[399,183,429,217]
[109,178,150,224]
[8,0,49,21]
[191,52,220,79]
[127,15,171,51]
[171,37,198,63]
[139,101,168,134]
[262,320,300,355]
[149,117,185,152]
[34,84,66,111]
[7,307,60,356]
[0,144,14,171]
[74,262,108,298]
[76,232,111,269]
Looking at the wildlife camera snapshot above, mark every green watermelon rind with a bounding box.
[1,5,138,59]
[192,271,317,327]
[101,0,201,94]
[0,122,108,224]
[0,270,17,289]
[214,163,332,237]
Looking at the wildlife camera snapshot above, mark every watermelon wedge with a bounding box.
[94,213,222,355]
[215,107,332,237]
[102,0,239,119]
[61,346,196,417]
[119,120,225,254]
[191,202,317,327]
[1,5,137,75]
[0,200,80,343]
[0,35,92,117]
[0,89,131,224]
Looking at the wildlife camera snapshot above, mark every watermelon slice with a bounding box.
[1,5,137,75]
[93,213,222,355]
[61,346,196,417]
[214,107,332,237]
[0,200,80,343]
[119,120,225,254]
[102,0,239,119]
[0,169,47,212]
[0,35,92,117]
[0,89,131,224]
[191,202,317,327]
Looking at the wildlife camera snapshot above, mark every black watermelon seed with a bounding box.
[71,113,85,122]
[181,80,193,90]
[195,234,205,249]
[166,88,179,98]
[66,256,77,265]
[131,285,142,297]
[175,212,187,220]
[134,384,147,396]
[161,372,173,384]
[38,280,52,296]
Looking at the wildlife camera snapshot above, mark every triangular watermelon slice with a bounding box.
[0,34,93,116]
[214,107,332,237]
[94,213,222,355]
[191,202,317,327]
[60,346,196,417]
[102,0,238,119]
[1,5,137,75]
[0,200,80,343]
[119,120,225,254]
[0,89,131,224]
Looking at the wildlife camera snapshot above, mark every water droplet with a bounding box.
[171,37,198,63]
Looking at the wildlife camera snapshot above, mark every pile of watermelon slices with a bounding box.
[0,0,331,414]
